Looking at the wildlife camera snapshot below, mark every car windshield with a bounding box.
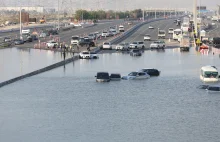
[128,72,138,76]
[153,41,159,44]
[169,29,173,31]
[72,37,79,40]
[83,52,89,54]
[159,31,165,34]
[132,42,137,44]
[174,31,181,34]
[104,43,110,45]
[204,71,218,78]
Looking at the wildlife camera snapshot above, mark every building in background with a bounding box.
[0,7,44,13]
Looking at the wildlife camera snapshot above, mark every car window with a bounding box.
[139,42,143,44]
[104,43,110,45]
[138,72,146,76]
[132,42,137,44]
[129,72,137,76]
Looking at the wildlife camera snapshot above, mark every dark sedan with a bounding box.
[14,39,24,45]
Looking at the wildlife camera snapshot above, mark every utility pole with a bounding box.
[143,9,145,22]
[164,8,166,18]
[194,0,198,37]
[155,9,156,19]
[58,0,60,30]
[20,6,22,39]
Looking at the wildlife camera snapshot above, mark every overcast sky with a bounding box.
[1,0,219,11]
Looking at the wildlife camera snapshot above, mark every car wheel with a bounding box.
[93,56,97,59]
[79,55,82,59]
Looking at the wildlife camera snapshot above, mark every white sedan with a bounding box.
[150,41,165,49]
[144,34,151,41]
[79,51,98,59]
[116,42,129,51]
[122,72,150,80]
[46,41,58,48]
[149,26,154,29]
[102,42,112,50]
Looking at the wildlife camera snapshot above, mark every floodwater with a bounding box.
[1,47,220,142]
[0,47,72,82]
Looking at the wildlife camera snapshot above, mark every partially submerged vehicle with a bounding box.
[79,51,98,59]
[200,66,219,82]
[95,72,110,82]
[110,74,121,81]
[122,72,150,80]
[139,68,160,76]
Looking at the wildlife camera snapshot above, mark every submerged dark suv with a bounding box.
[95,72,110,82]
[139,68,160,76]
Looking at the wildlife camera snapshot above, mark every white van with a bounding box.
[119,25,124,32]
[200,66,219,82]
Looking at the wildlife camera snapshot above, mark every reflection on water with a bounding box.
[1,47,220,142]
[0,47,72,82]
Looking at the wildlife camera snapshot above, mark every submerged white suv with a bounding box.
[79,51,98,59]
[129,41,145,49]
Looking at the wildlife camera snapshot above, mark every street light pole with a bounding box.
[194,0,198,37]
[20,6,22,39]
[58,0,60,30]
[155,9,156,19]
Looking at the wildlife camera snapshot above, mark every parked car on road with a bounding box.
[95,72,110,82]
[122,72,150,80]
[119,25,125,32]
[39,32,47,38]
[168,28,174,34]
[78,38,95,47]
[101,31,109,37]
[129,41,145,49]
[88,33,96,40]
[150,41,165,49]
[102,42,112,50]
[14,39,24,45]
[46,41,58,48]
[79,51,98,59]
[130,49,142,56]
[71,36,80,45]
[116,42,129,51]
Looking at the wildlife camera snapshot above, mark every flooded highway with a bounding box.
[0,47,72,82]
[1,46,220,142]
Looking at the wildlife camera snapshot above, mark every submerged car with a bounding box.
[139,68,160,76]
[130,49,142,56]
[206,86,220,92]
[122,72,150,80]
[110,74,121,81]
[79,51,98,59]
[95,72,110,82]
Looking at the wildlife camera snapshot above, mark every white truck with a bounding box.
[180,36,190,51]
